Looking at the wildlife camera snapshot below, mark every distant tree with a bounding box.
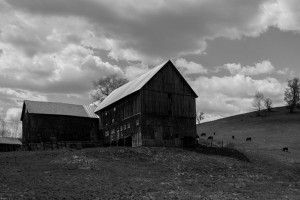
[196,112,205,124]
[90,75,128,102]
[264,98,273,112]
[284,78,300,113]
[252,91,264,116]
[0,117,6,137]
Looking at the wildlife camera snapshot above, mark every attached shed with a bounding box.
[95,60,198,147]
[21,101,100,144]
[0,137,22,152]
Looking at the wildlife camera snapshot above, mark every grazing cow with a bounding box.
[246,137,252,141]
[282,147,289,152]
[201,133,206,137]
[213,132,216,135]
[232,135,235,139]
[207,136,213,140]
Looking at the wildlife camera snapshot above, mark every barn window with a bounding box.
[136,119,139,126]
[113,107,116,112]
[111,129,115,139]
[105,131,109,137]
[105,111,108,116]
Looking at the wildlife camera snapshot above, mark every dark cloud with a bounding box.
[6,0,270,61]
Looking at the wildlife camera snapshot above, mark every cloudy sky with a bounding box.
[1,0,300,122]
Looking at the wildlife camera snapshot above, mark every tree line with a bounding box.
[253,77,300,115]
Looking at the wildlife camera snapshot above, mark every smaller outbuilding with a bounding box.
[0,137,22,152]
[21,100,100,146]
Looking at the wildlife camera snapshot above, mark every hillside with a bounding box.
[0,147,299,199]
[197,106,300,164]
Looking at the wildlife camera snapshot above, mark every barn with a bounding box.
[0,137,22,152]
[95,60,198,147]
[21,101,100,147]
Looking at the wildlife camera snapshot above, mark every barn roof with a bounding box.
[21,100,98,120]
[95,60,197,112]
[0,137,22,145]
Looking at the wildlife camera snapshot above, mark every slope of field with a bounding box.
[197,107,300,164]
[0,147,299,199]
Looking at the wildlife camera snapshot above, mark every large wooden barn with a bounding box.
[95,60,198,147]
[21,101,100,146]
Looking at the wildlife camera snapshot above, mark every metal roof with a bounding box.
[22,100,99,119]
[0,137,22,145]
[95,60,198,112]
[95,61,167,112]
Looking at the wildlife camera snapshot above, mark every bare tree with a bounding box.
[196,112,205,124]
[10,119,21,138]
[284,78,300,113]
[252,91,264,116]
[90,75,128,102]
[264,98,273,112]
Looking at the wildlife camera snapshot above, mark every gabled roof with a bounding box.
[95,60,197,112]
[0,137,22,145]
[21,100,98,120]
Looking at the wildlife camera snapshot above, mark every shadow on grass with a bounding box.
[186,145,250,162]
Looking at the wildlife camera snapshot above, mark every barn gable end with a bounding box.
[95,60,198,147]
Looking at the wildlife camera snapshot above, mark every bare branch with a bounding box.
[91,75,128,102]
[284,77,300,113]
[252,91,264,116]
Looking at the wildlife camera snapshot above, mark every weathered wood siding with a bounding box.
[98,92,141,146]
[22,113,99,143]
[141,62,197,146]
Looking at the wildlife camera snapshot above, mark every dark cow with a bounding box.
[213,132,216,135]
[207,136,213,140]
[282,147,289,152]
[246,137,252,141]
[232,135,235,140]
[201,133,206,137]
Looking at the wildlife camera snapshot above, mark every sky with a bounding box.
[0,0,300,123]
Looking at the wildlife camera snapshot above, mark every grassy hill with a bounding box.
[0,147,299,199]
[197,106,300,164]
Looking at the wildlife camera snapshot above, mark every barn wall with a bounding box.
[141,62,197,146]
[22,114,99,143]
[97,92,142,146]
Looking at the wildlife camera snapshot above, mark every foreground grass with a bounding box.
[0,147,299,199]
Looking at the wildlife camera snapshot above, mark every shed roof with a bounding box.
[0,137,22,145]
[21,100,98,120]
[95,60,197,112]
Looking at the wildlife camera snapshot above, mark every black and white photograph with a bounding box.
[0,0,299,199]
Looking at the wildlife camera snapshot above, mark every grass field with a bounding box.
[197,107,300,164]
[0,147,299,199]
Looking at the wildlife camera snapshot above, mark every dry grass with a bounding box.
[0,147,299,199]
[197,107,300,164]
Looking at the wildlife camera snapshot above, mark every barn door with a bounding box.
[132,130,142,147]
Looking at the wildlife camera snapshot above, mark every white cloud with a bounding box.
[0,0,298,123]
[191,74,285,121]
[5,107,21,121]
[222,60,275,76]
[175,58,208,75]
[4,0,300,63]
